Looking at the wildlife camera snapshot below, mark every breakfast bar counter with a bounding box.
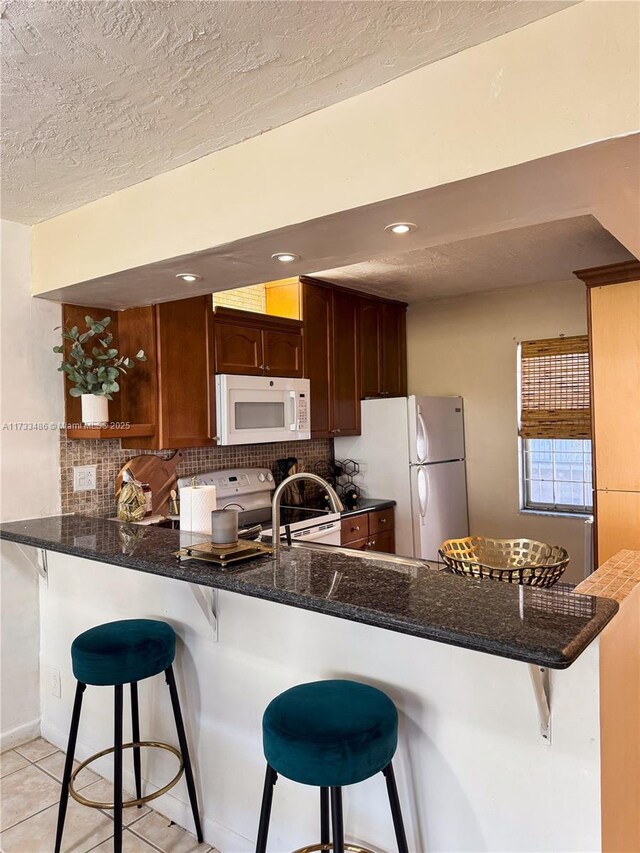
[0,514,617,669]
[1,515,634,852]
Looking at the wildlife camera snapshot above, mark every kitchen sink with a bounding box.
[288,540,436,570]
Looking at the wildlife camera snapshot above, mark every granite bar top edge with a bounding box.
[0,516,618,670]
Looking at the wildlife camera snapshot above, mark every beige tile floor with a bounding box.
[1,738,218,853]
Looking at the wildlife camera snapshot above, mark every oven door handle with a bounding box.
[291,523,339,542]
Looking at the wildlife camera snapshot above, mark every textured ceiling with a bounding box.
[316,216,634,302]
[1,0,576,224]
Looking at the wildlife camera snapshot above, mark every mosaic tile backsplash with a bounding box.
[60,433,333,517]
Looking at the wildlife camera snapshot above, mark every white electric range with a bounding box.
[176,467,342,546]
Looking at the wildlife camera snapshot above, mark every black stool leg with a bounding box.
[130,681,142,806]
[320,787,330,849]
[330,787,345,853]
[114,684,124,853]
[382,762,409,853]
[256,765,277,853]
[54,681,86,853]
[165,665,203,842]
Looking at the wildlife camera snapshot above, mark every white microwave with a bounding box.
[215,374,311,445]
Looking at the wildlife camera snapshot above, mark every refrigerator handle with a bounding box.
[416,406,428,464]
[418,466,428,523]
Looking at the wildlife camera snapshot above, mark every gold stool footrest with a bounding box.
[69,741,184,809]
[293,845,375,853]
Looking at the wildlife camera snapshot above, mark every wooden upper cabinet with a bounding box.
[359,297,407,399]
[589,278,640,492]
[302,278,406,438]
[120,296,215,450]
[381,302,407,397]
[331,288,361,436]
[154,296,216,449]
[212,307,303,377]
[214,322,263,375]
[360,299,383,398]
[302,278,360,437]
[63,297,215,449]
[302,281,332,436]
[263,329,303,377]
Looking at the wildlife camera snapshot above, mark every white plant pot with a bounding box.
[81,394,109,426]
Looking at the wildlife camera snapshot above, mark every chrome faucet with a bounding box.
[271,473,343,555]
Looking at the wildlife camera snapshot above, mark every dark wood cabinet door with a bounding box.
[214,322,263,375]
[303,282,333,437]
[360,299,383,398]
[331,289,361,436]
[341,514,369,545]
[119,306,158,450]
[263,329,303,378]
[155,296,216,449]
[380,303,407,397]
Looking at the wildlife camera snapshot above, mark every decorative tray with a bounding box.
[174,539,273,568]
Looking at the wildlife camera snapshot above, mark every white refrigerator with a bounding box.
[335,396,469,560]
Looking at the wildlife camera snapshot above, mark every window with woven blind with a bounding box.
[519,335,591,439]
[519,336,593,515]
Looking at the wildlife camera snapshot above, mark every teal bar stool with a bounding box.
[54,619,202,853]
[256,679,409,853]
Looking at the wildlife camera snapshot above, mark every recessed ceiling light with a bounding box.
[385,222,417,235]
[176,273,202,283]
[271,252,300,263]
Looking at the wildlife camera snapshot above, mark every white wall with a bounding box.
[0,219,63,747]
[41,552,602,852]
[407,280,589,583]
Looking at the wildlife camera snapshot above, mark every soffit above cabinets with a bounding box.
[34,136,638,310]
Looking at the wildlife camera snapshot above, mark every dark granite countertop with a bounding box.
[340,498,396,519]
[0,515,618,669]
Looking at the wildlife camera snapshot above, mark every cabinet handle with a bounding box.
[351,525,360,532]
[333,429,342,434]
[369,540,376,547]
[380,518,387,524]
[259,364,265,370]
[265,365,271,371]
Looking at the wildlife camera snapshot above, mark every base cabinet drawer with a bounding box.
[369,508,394,535]
[367,530,395,554]
[340,508,396,553]
[341,516,369,545]
[345,536,370,551]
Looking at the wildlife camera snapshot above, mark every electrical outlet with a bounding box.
[49,667,61,698]
[73,465,97,492]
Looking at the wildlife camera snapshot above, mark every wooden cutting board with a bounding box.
[115,451,183,517]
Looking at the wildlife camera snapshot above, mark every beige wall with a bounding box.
[0,219,63,747]
[407,280,589,583]
[32,1,639,295]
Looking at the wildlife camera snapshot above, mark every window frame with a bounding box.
[516,340,593,518]
[518,436,593,517]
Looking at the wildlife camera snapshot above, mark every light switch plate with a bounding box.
[73,465,97,491]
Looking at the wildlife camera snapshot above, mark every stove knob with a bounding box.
[266,472,274,481]
[258,473,266,482]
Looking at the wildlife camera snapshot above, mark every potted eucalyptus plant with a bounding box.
[54,315,146,425]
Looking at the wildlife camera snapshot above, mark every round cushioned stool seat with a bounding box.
[262,679,398,788]
[71,619,175,687]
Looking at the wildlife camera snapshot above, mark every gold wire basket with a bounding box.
[438,536,569,588]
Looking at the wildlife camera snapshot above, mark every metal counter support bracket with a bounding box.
[189,585,218,642]
[529,665,551,743]
[15,545,48,585]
